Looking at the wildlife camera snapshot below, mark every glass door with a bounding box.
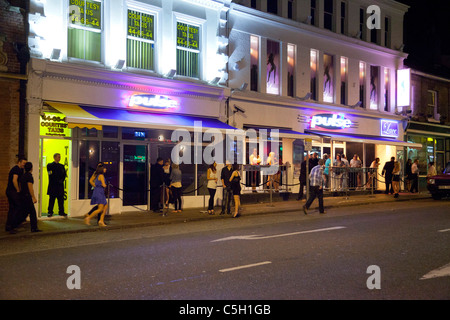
[123,144,148,206]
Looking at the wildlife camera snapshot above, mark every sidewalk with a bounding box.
[1,192,431,239]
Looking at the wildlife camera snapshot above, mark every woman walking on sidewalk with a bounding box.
[392,161,401,198]
[207,162,218,214]
[230,165,242,218]
[84,166,108,227]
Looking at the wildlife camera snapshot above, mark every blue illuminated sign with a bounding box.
[380,120,399,138]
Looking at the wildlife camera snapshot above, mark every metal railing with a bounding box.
[327,166,379,192]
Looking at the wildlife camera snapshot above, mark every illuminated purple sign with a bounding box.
[128,94,178,110]
[310,113,352,130]
[381,120,399,138]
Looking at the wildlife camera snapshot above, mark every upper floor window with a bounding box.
[310,0,317,26]
[287,44,296,97]
[340,1,347,35]
[267,0,278,15]
[384,17,391,48]
[266,39,280,95]
[127,9,155,71]
[427,90,439,120]
[310,49,318,100]
[323,53,334,103]
[359,8,365,40]
[250,35,259,92]
[68,0,102,62]
[324,0,333,31]
[340,56,348,105]
[176,21,200,78]
[384,68,390,111]
[359,61,366,108]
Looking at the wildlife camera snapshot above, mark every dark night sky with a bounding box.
[396,0,450,78]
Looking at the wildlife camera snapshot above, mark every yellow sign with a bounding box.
[41,138,71,216]
[40,112,71,137]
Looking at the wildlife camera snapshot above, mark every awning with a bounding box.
[45,102,236,131]
[245,127,321,140]
[307,131,423,149]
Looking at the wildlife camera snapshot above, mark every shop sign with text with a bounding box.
[310,113,353,130]
[380,120,399,138]
[40,112,71,137]
[128,94,179,111]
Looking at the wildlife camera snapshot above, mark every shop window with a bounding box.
[176,22,200,78]
[324,0,334,31]
[80,127,98,137]
[68,0,102,62]
[127,9,155,71]
[250,35,259,92]
[101,142,120,198]
[287,44,296,97]
[102,126,118,139]
[310,49,318,100]
[340,56,348,105]
[323,53,334,103]
[79,140,100,199]
[266,39,280,95]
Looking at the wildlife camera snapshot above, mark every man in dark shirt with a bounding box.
[5,157,27,233]
[20,162,41,232]
[220,161,234,215]
[382,157,395,194]
[47,153,67,217]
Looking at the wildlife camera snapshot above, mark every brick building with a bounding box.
[0,0,29,223]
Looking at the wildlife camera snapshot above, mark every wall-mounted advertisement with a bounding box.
[397,68,411,107]
[266,39,280,95]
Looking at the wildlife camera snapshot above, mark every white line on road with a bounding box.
[421,263,450,280]
[438,228,450,233]
[219,261,272,273]
[212,226,346,242]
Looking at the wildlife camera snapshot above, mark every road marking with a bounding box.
[219,261,272,273]
[212,226,346,242]
[438,228,450,233]
[420,263,450,280]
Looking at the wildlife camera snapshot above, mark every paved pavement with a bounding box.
[1,191,432,239]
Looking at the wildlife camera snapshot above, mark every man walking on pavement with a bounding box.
[303,159,325,215]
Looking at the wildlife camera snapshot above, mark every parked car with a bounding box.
[427,162,450,200]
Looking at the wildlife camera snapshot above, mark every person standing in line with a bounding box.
[333,154,343,191]
[47,153,67,217]
[169,163,183,213]
[303,159,326,215]
[405,159,412,192]
[5,157,27,233]
[297,156,307,200]
[19,162,42,233]
[392,161,401,198]
[249,148,261,193]
[206,162,218,215]
[350,154,362,189]
[410,159,419,193]
[84,166,108,227]
[162,159,172,209]
[366,157,380,189]
[382,157,395,194]
[323,154,331,190]
[230,164,242,218]
[341,154,349,191]
[220,161,234,215]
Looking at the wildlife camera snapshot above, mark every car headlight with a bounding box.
[428,179,435,184]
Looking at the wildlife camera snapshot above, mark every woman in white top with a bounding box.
[207,162,218,215]
[249,148,261,192]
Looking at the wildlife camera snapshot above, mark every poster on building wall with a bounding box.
[127,10,154,40]
[266,39,280,95]
[323,54,334,102]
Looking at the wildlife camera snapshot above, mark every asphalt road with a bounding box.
[0,199,449,302]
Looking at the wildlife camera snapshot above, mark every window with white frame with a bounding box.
[126,9,155,71]
[427,90,439,120]
[176,21,200,78]
[68,0,102,62]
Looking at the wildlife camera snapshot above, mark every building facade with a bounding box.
[23,0,421,218]
[0,0,29,223]
[405,69,450,190]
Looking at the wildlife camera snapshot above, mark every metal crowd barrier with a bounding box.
[327,166,379,193]
[242,164,289,193]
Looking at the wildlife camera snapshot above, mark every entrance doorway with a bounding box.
[123,144,148,206]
